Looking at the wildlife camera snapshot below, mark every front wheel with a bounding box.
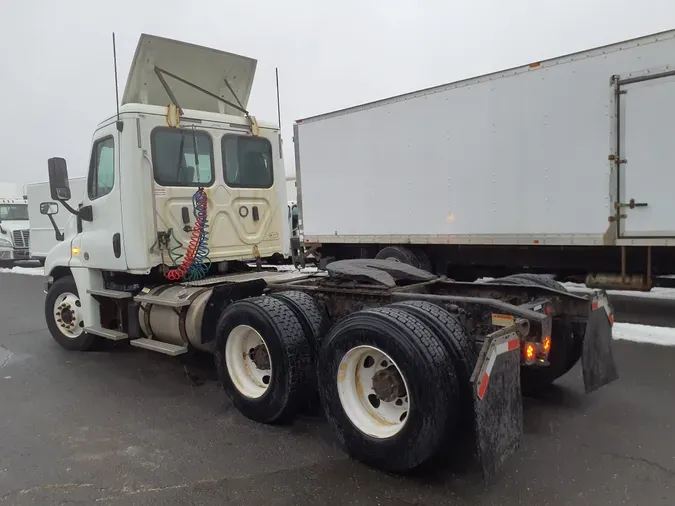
[44,276,102,351]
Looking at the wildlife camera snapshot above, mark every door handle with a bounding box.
[113,233,121,258]
[615,199,648,210]
[252,206,260,222]
[181,206,193,231]
[628,198,648,209]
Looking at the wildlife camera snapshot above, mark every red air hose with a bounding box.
[165,188,209,281]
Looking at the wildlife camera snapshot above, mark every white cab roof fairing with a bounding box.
[122,34,257,116]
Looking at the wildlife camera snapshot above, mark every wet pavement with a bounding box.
[0,272,674,505]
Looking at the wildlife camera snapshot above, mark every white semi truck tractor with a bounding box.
[40,34,617,481]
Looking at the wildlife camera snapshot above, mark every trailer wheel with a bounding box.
[489,274,583,391]
[44,276,102,351]
[214,297,312,424]
[271,291,329,352]
[388,301,477,417]
[318,307,459,472]
[375,246,423,269]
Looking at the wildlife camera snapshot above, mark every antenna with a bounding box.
[275,67,282,129]
[112,32,123,132]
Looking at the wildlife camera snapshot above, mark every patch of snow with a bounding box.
[613,323,675,346]
[0,266,44,276]
[564,282,675,300]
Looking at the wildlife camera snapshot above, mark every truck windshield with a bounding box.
[0,204,28,221]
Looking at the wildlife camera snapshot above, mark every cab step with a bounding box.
[84,326,128,341]
[86,288,133,299]
[130,338,188,356]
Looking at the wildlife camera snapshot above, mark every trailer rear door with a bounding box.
[617,70,675,238]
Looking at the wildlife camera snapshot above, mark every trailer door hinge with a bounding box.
[608,154,627,164]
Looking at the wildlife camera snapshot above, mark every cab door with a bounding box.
[78,124,127,270]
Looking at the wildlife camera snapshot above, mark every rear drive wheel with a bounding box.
[388,300,477,417]
[44,276,102,351]
[214,296,312,424]
[271,291,329,353]
[490,274,583,391]
[318,307,459,472]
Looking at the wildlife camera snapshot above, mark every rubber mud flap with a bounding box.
[582,292,618,394]
[471,333,523,484]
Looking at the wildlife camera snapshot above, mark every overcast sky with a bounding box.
[1,0,674,185]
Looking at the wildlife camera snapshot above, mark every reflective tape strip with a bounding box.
[592,293,614,326]
[476,335,520,400]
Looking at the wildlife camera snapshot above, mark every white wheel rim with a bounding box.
[337,345,410,439]
[53,292,84,338]
[225,325,272,399]
[384,257,401,262]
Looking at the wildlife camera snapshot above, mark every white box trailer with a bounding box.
[0,182,25,199]
[294,30,675,289]
[27,177,86,262]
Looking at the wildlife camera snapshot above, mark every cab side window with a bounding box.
[88,137,115,200]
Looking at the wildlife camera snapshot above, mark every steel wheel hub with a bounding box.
[53,292,84,338]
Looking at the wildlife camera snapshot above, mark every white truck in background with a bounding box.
[0,182,25,199]
[0,195,30,266]
[27,177,86,264]
[294,29,675,291]
[36,33,617,481]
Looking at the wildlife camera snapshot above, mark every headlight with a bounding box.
[0,237,11,248]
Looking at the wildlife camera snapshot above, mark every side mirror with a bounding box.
[40,202,59,216]
[47,157,71,201]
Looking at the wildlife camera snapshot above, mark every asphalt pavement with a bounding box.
[0,272,674,505]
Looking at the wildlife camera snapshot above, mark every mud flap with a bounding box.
[582,291,618,394]
[471,331,523,484]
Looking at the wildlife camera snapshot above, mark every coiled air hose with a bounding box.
[165,187,210,281]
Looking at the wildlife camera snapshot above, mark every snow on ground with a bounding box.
[563,282,675,299]
[0,265,44,276]
[613,323,675,346]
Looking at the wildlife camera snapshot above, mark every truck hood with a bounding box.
[122,33,257,116]
[0,220,29,233]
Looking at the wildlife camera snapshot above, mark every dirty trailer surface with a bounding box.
[0,272,674,505]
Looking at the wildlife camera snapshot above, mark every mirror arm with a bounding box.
[60,201,93,222]
[46,214,64,242]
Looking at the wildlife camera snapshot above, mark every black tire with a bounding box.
[411,247,433,273]
[44,276,103,351]
[318,307,459,472]
[271,291,329,353]
[214,296,312,424]
[375,246,422,269]
[388,300,477,417]
[489,274,583,391]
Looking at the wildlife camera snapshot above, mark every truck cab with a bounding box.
[41,34,288,337]
[0,197,30,265]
